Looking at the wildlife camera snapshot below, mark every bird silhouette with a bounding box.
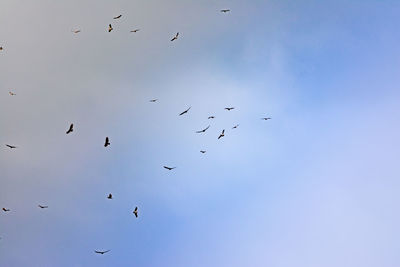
[171,32,179,41]
[179,107,191,116]
[5,144,17,149]
[220,9,230,13]
[208,116,215,119]
[200,150,206,153]
[261,117,272,120]
[196,125,210,133]
[113,15,122,19]
[72,29,81,34]
[130,29,140,33]
[149,99,158,102]
[104,137,110,147]
[107,193,113,199]
[38,205,48,209]
[133,207,138,218]
[225,107,235,111]
[66,123,74,134]
[163,166,176,170]
[95,250,110,255]
[108,24,113,32]
[0,47,3,51]
[232,124,239,129]
[9,91,16,96]
[2,208,10,212]
[218,130,225,139]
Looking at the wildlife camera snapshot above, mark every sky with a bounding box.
[1,0,400,266]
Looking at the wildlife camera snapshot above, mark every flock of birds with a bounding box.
[1,8,272,256]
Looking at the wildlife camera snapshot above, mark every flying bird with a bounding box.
[261,117,272,120]
[163,166,176,170]
[2,208,10,212]
[218,129,225,139]
[200,150,206,154]
[0,47,3,51]
[170,32,179,41]
[196,125,210,133]
[232,124,239,129]
[95,250,110,255]
[133,207,138,218]
[179,107,191,116]
[9,91,16,96]
[113,15,122,19]
[220,9,230,13]
[225,107,235,111]
[5,144,17,149]
[72,29,81,34]
[130,29,140,33]
[66,123,74,134]
[108,24,113,32]
[149,99,158,102]
[104,137,110,147]
[38,205,48,209]
[208,116,215,119]
[107,193,113,199]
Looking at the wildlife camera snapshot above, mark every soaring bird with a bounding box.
[133,207,138,218]
[130,29,140,33]
[104,137,110,147]
[196,125,210,133]
[9,91,16,96]
[113,15,122,19]
[179,107,191,116]
[95,250,110,255]
[218,130,225,139]
[163,166,176,170]
[2,208,10,212]
[232,124,239,129]
[5,144,17,149]
[107,193,113,199]
[220,9,230,13]
[261,117,272,120]
[225,107,235,111]
[38,205,48,209]
[108,24,113,32]
[200,150,206,154]
[208,116,215,119]
[0,47,3,51]
[149,99,158,102]
[171,32,179,41]
[66,123,74,134]
[72,29,81,34]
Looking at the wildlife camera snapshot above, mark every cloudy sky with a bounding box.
[1,0,400,266]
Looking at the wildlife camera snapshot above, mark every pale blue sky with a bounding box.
[1,0,400,266]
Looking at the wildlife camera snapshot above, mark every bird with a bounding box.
[104,137,110,147]
[225,107,235,111]
[163,166,176,170]
[5,144,17,149]
[149,99,158,102]
[38,205,48,209]
[108,24,113,32]
[9,91,16,96]
[200,150,206,153]
[208,116,215,119]
[171,32,179,41]
[0,47,3,51]
[95,250,110,255]
[220,9,230,13]
[113,15,122,19]
[232,124,239,129]
[218,130,225,139]
[2,208,10,212]
[261,117,272,120]
[179,107,191,116]
[72,29,81,34]
[107,193,113,199]
[130,29,140,33]
[196,125,210,133]
[133,207,138,218]
[66,123,74,134]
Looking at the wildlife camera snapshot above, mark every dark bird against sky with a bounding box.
[66,124,73,134]
[218,129,225,139]
[225,107,235,111]
[2,208,10,212]
[163,166,176,170]
[208,116,215,119]
[179,107,191,116]
[108,24,113,32]
[130,29,140,33]
[232,124,239,129]
[107,194,113,199]
[196,125,210,133]
[133,207,138,218]
[149,99,157,102]
[95,250,110,255]
[104,137,110,147]
[9,91,16,96]
[38,205,48,209]
[220,9,230,13]
[5,144,17,149]
[113,15,122,19]
[261,117,272,120]
[171,32,179,41]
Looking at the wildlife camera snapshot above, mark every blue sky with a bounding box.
[1,0,400,266]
